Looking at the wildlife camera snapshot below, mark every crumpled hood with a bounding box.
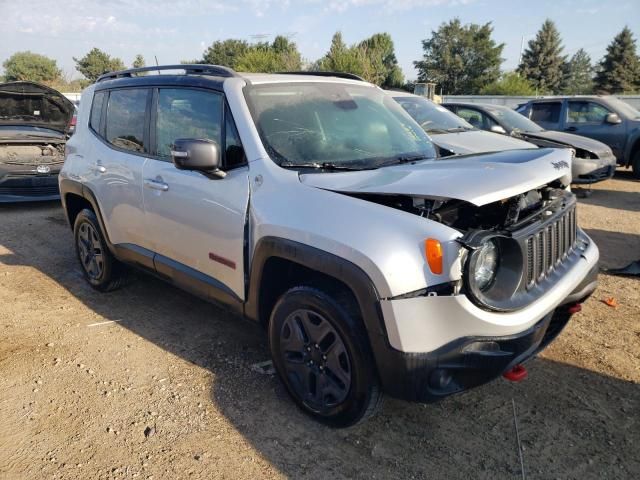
[0,81,74,134]
[433,129,537,155]
[519,130,613,156]
[300,148,573,206]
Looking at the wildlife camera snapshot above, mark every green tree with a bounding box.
[315,32,403,87]
[480,72,536,95]
[315,32,362,73]
[414,19,504,95]
[73,48,126,82]
[2,51,62,83]
[594,27,640,94]
[233,36,302,72]
[517,19,566,94]
[132,54,146,69]
[561,49,594,94]
[201,39,250,69]
[357,33,404,88]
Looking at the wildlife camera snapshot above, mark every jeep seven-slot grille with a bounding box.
[525,208,577,287]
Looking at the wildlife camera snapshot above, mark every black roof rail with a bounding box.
[277,71,366,82]
[97,64,239,82]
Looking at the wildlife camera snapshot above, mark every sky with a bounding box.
[1,0,639,81]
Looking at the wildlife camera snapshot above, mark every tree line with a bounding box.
[2,19,639,95]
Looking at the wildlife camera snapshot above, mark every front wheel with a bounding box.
[269,286,382,427]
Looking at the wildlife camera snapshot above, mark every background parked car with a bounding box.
[444,102,617,184]
[515,96,640,178]
[0,81,74,202]
[390,92,537,156]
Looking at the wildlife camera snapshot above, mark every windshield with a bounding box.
[245,83,437,169]
[605,97,640,120]
[393,95,473,133]
[488,106,544,133]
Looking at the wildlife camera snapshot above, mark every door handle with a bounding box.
[564,127,577,132]
[144,178,169,191]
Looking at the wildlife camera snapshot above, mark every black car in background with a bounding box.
[444,102,618,184]
[0,81,74,202]
[514,96,640,178]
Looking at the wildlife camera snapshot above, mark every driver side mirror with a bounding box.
[490,125,507,134]
[171,139,226,178]
[605,113,622,125]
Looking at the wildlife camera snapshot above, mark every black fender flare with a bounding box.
[60,178,114,250]
[244,236,398,382]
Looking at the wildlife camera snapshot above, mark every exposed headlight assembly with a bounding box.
[472,239,499,291]
[462,231,524,312]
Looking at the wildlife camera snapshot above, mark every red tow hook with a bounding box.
[503,364,528,382]
[567,303,582,314]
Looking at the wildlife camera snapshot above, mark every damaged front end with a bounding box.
[0,141,65,201]
[347,180,587,312]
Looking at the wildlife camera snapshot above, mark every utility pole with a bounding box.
[518,35,525,67]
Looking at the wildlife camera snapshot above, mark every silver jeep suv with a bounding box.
[60,65,599,427]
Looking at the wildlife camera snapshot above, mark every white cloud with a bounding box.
[326,0,475,13]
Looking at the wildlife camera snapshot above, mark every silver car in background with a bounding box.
[445,102,617,184]
[390,91,537,156]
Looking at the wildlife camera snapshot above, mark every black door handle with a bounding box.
[564,126,577,132]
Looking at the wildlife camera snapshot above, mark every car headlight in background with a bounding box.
[473,240,499,290]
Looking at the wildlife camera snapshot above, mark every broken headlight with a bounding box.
[473,240,499,291]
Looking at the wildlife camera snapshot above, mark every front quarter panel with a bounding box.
[247,161,464,299]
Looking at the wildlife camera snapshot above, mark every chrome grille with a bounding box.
[525,207,577,288]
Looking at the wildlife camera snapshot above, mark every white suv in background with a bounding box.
[60,65,599,426]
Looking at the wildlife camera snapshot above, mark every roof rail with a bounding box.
[277,71,366,82]
[97,64,239,82]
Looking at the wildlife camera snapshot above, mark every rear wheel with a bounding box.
[73,209,126,292]
[269,286,382,427]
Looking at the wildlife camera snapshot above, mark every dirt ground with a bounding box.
[0,169,638,480]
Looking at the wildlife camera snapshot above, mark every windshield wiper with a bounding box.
[375,154,433,168]
[280,161,367,171]
[424,128,449,134]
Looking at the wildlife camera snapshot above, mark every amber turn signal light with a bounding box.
[425,238,443,274]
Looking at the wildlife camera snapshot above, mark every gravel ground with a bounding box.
[0,169,638,480]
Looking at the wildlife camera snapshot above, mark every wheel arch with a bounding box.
[245,236,392,360]
[60,178,113,247]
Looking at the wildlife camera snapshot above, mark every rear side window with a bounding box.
[105,89,148,153]
[155,88,222,159]
[530,102,561,123]
[89,91,105,132]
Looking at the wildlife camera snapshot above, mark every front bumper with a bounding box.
[572,154,617,184]
[0,171,61,202]
[373,232,599,402]
[376,306,577,402]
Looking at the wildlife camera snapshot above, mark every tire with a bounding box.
[73,208,127,292]
[269,286,382,427]
[632,150,640,180]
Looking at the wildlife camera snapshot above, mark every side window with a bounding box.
[224,104,246,169]
[155,88,222,160]
[456,108,484,129]
[530,102,561,124]
[89,91,105,133]
[567,101,611,124]
[105,89,148,153]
